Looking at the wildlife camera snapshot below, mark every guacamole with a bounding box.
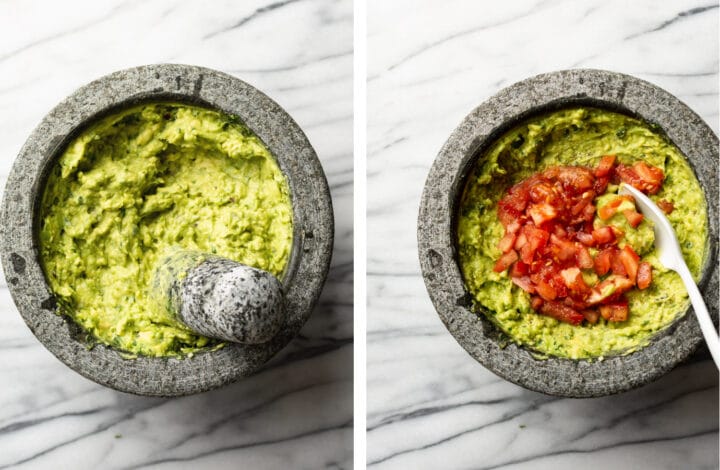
[39,103,293,357]
[457,107,707,359]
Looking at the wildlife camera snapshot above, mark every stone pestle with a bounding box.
[153,250,285,344]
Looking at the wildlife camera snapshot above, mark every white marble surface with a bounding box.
[367,1,718,469]
[0,0,352,468]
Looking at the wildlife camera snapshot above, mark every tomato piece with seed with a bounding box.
[616,162,664,195]
[539,301,584,325]
[528,203,558,225]
[637,262,652,290]
[493,250,518,273]
[576,245,594,269]
[560,267,589,294]
[595,155,616,177]
[557,167,594,193]
[549,234,576,261]
[529,182,558,204]
[521,225,550,262]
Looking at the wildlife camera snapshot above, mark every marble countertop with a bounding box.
[0,0,352,468]
[367,1,718,469]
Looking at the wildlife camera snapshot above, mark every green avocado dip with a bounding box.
[457,107,707,359]
[39,103,293,358]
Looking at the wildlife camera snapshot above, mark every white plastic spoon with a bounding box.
[619,183,720,368]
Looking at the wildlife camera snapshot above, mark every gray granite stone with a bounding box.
[418,69,719,397]
[177,255,285,345]
[0,64,334,396]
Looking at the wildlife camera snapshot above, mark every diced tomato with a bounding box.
[593,248,613,276]
[592,226,615,245]
[576,245,594,269]
[553,225,568,239]
[549,234,576,261]
[616,162,664,195]
[633,161,664,185]
[657,199,674,214]
[560,267,589,294]
[498,231,517,253]
[619,245,640,283]
[529,182,557,204]
[497,204,519,227]
[637,262,652,290]
[535,280,557,301]
[576,231,595,246]
[571,191,595,215]
[610,251,627,276]
[498,184,529,225]
[522,225,549,260]
[608,225,624,239]
[492,157,664,326]
[512,276,535,293]
[595,155,616,177]
[506,220,521,234]
[557,167,594,193]
[581,203,596,222]
[598,197,623,220]
[539,300,584,325]
[528,203,558,225]
[583,309,600,324]
[493,250,518,273]
[510,260,529,277]
[501,182,530,212]
[622,209,643,228]
[599,300,629,322]
[593,176,609,195]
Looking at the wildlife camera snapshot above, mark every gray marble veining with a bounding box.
[368,0,718,468]
[0,0,352,468]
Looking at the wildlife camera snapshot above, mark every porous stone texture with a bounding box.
[418,69,719,397]
[0,64,334,396]
[178,257,285,345]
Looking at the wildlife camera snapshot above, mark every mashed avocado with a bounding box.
[457,107,707,359]
[39,103,293,357]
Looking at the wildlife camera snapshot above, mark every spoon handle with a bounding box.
[676,264,720,369]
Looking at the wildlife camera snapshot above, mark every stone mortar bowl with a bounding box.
[418,69,718,397]
[0,64,334,396]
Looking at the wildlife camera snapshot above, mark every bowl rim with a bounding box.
[417,68,718,397]
[0,64,334,396]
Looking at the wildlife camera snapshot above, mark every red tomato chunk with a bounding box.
[493,156,666,325]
